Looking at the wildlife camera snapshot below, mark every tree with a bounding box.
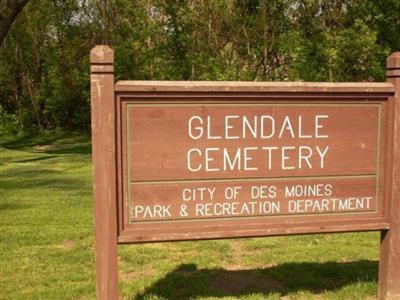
[0,0,399,133]
[0,0,30,45]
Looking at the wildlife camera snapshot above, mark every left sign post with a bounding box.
[90,46,119,299]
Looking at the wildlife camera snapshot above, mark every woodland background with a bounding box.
[1,0,399,133]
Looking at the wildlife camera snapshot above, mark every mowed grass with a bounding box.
[0,132,381,299]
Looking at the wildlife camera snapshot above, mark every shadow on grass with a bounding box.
[1,168,91,192]
[13,155,58,163]
[2,132,70,149]
[1,131,91,155]
[40,143,91,155]
[133,260,377,299]
[0,202,33,210]
[1,132,92,197]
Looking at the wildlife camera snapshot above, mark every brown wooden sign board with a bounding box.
[90,46,400,300]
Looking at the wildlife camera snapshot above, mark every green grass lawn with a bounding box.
[0,132,381,299]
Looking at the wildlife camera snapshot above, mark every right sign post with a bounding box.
[379,52,400,300]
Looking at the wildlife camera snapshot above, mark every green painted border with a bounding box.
[124,102,383,224]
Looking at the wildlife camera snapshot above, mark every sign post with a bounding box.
[90,46,119,299]
[379,52,400,300]
[90,46,399,300]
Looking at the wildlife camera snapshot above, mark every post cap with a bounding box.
[90,45,114,64]
[387,52,400,69]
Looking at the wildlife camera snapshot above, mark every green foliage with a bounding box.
[0,0,399,131]
[0,106,19,136]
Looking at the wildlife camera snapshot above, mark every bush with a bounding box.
[0,106,19,137]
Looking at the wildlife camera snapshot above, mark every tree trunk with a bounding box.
[0,0,30,45]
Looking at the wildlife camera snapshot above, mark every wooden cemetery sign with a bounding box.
[90,46,400,300]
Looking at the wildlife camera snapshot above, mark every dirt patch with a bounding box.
[175,268,199,278]
[225,240,264,271]
[225,264,255,271]
[34,144,55,150]
[57,240,76,251]
[225,240,246,270]
[120,267,156,282]
[209,269,283,295]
